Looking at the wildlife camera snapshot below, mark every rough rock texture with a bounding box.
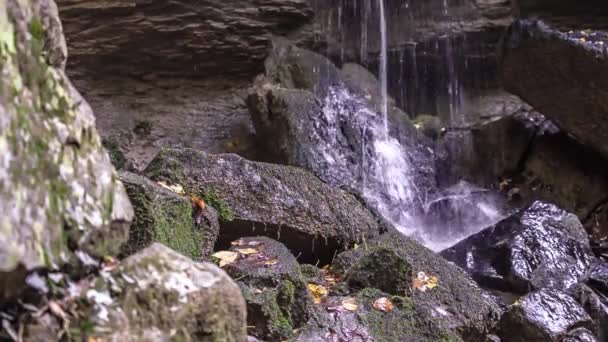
[570,283,608,341]
[333,232,501,341]
[503,20,608,158]
[496,289,593,342]
[144,148,381,264]
[222,237,313,341]
[442,201,595,293]
[56,0,313,78]
[0,0,133,300]
[43,243,247,341]
[119,171,220,259]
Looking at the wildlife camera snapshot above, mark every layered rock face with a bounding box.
[57,0,313,78]
[0,0,133,300]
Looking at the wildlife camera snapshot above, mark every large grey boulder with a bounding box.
[0,0,133,300]
[144,148,381,264]
[503,20,608,158]
[24,243,248,341]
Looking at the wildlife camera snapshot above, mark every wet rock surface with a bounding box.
[247,37,437,218]
[495,289,593,342]
[119,171,220,259]
[0,0,133,301]
[503,19,608,159]
[443,201,595,293]
[144,148,381,264]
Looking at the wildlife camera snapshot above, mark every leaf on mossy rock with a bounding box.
[264,259,278,266]
[373,297,394,312]
[190,194,206,211]
[412,272,438,292]
[211,251,239,267]
[156,181,186,195]
[235,247,260,255]
[341,297,359,311]
[231,239,263,247]
[308,284,328,304]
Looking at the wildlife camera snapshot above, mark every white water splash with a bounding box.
[378,0,389,136]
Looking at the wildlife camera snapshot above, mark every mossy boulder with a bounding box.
[0,0,133,300]
[221,237,313,341]
[23,243,248,341]
[144,148,381,264]
[334,232,501,341]
[295,288,462,342]
[119,171,220,259]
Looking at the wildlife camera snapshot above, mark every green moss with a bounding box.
[345,247,412,295]
[134,120,153,136]
[151,199,202,260]
[29,18,43,41]
[102,139,128,170]
[200,187,234,222]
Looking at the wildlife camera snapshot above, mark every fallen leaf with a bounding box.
[211,251,239,267]
[341,297,359,311]
[308,284,328,304]
[157,181,185,195]
[190,194,206,211]
[264,259,278,266]
[235,248,259,255]
[353,243,360,250]
[48,301,68,320]
[373,297,394,312]
[412,272,438,292]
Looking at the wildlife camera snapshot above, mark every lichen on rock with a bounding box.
[0,0,133,300]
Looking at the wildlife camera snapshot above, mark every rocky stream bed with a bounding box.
[1,0,608,341]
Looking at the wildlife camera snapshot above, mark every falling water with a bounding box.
[378,0,389,136]
[310,0,508,251]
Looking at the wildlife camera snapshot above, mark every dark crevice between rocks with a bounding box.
[214,219,342,266]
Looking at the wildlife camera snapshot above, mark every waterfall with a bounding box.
[310,0,508,251]
[378,0,389,136]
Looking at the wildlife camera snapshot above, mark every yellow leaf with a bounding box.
[373,297,394,312]
[426,276,438,290]
[412,271,438,292]
[353,243,360,250]
[264,259,278,266]
[235,248,259,255]
[156,181,185,195]
[307,284,328,304]
[211,251,239,267]
[341,297,359,311]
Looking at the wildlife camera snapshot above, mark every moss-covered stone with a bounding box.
[0,0,133,301]
[47,243,248,341]
[119,171,220,259]
[344,247,412,295]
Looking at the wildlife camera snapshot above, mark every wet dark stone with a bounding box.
[441,201,595,293]
[495,289,593,342]
[570,284,608,342]
[562,328,598,342]
[588,262,608,296]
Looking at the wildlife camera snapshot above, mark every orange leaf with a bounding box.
[190,195,206,211]
[373,297,394,312]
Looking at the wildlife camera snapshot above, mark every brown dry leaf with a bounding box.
[156,181,185,195]
[190,194,206,211]
[235,248,259,255]
[307,284,328,304]
[211,251,239,267]
[341,297,359,311]
[373,297,394,312]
